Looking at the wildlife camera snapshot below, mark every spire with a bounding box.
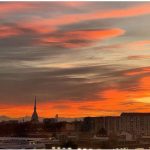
[34,96,36,112]
[31,96,39,123]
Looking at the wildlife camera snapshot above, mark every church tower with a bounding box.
[31,96,39,123]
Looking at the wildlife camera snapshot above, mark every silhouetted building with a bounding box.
[55,114,59,122]
[43,114,58,124]
[94,116,121,135]
[82,113,150,138]
[31,96,39,123]
[82,117,95,132]
[43,118,57,124]
[120,113,150,136]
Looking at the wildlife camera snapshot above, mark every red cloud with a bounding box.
[65,28,125,40]
[20,3,150,34]
[40,28,125,48]
[0,25,21,39]
[0,3,33,15]
[130,40,150,47]
[92,3,150,19]
[60,2,86,7]
[124,67,150,76]
[128,55,150,60]
[127,40,150,51]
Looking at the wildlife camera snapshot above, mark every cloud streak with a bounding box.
[19,3,150,34]
[40,28,125,48]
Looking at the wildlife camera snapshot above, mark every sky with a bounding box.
[0,2,150,118]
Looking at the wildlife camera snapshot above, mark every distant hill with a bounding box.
[0,116,83,122]
[0,115,43,122]
[0,116,11,122]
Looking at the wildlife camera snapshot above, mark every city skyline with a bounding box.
[0,2,150,118]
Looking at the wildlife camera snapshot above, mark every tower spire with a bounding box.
[34,96,36,112]
[31,96,39,123]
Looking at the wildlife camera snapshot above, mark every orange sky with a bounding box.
[0,75,149,118]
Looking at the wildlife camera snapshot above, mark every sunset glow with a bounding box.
[0,2,150,118]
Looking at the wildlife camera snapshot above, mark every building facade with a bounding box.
[120,113,150,136]
[83,113,150,138]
